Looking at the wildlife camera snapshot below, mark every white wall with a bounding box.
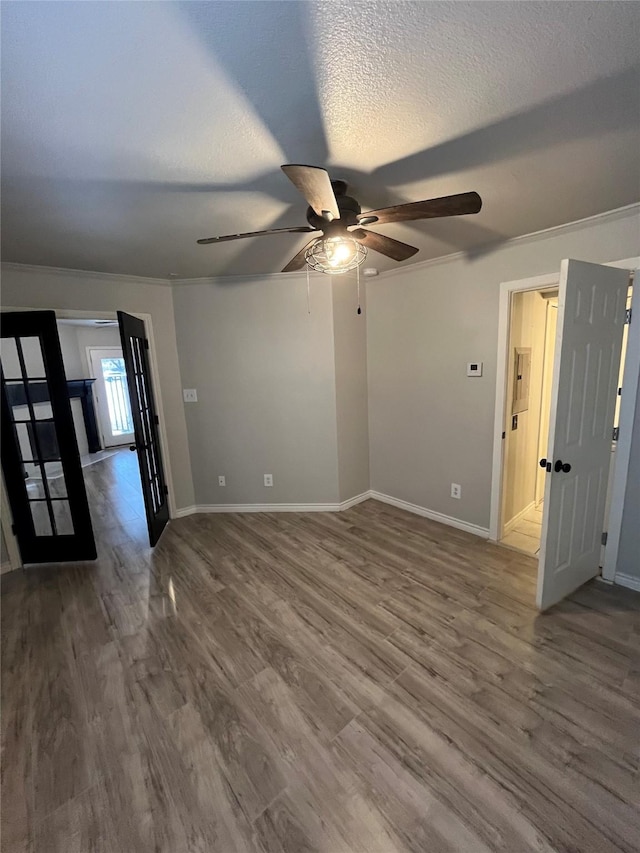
[172,274,341,507]
[56,321,123,454]
[367,205,640,530]
[56,323,84,377]
[0,265,194,511]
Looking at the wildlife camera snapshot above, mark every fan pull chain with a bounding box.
[306,266,311,314]
[356,264,362,315]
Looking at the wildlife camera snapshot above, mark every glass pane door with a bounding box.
[1,312,96,563]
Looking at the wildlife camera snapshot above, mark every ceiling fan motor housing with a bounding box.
[306,185,361,231]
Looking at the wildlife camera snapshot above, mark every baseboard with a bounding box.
[172,505,197,519]
[503,500,536,536]
[172,491,371,517]
[1,561,14,575]
[368,490,490,539]
[172,489,489,540]
[614,572,640,592]
[338,491,371,511]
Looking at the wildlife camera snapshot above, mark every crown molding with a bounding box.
[374,202,640,281]
[170,268,312,286]
[3,203,637,287]
[0,262,172,288]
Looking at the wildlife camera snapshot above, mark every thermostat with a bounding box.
[467,362,483,377]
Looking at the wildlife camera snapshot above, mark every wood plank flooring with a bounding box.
[2,450,639,852]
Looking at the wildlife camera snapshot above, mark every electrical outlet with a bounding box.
[264,474,273,487]
[183,388,198,403]
[218,475,226,487]
[451,483,461,499]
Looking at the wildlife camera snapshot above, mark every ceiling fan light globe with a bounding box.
[304,236,367,275]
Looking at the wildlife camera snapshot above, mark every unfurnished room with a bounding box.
[1,2,639,852]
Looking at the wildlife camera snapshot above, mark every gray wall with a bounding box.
[332,278,369,502]
[0,266,194,510]
[367,206,639,530]
[617,362,640,578]
[172,274,340,506]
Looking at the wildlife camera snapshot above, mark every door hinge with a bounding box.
[164,485,169,496]
[601,531,608,546]
[501,431,506,440]
[154,414,159,426]
[625,308,632,325]
[618,387,622,396]
[612,426,620,441]
[144,338,150,350]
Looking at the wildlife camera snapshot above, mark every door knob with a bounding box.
[129,444,137,451]
[539,458,547,468]
[554,459,571,473]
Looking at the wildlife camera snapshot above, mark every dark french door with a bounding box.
[1,311,96,562]
[118,312,169,546]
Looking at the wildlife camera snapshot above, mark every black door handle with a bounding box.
[554,459,572,473]
[129,445,137,452]
[539,458,547,468]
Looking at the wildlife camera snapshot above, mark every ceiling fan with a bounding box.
[197,165,482,275]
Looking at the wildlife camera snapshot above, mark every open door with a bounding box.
[117,312,169,546]
[537,260,630,610]
[0,311,96,563]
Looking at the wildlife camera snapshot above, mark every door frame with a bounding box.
[1,472,22,572]
[0,307,176,524]
[602,267,639,584]
[490,271,559,543]
[489,258,639,572]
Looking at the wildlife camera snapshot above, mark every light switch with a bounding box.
[466,362,483,377]
[183,388,198,403]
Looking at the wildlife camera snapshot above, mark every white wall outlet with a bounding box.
[218,475,226,487]
[264,474,273,487]
[466,362,483,377]
[451,483,462,499]
[183,388,198,403]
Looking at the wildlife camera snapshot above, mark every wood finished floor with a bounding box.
[2,451,639,852]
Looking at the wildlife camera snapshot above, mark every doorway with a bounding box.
[1,309,171,566]
[56,320,146,550]
[498,283,632,559]
[490,259,637,611]
[499,287,558,556]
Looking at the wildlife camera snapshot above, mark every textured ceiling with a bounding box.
[1,1,639,279]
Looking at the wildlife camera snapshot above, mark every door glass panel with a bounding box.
[52,500,74,535]
[0,337,20,377]
[25,463,67,499]
[31,400,53,420]
[27,421,60,461]
[14,422,34,464]
[19,336,46,379]
[100,357,133,435]
[29,501,53,536]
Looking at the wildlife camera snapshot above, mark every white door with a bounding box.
[88,348,135,448]
[537,260,629,610]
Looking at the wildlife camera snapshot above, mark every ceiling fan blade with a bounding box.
[358,191,482,226]
[197,226,316,245]
[352,229,419,262]
[281,165,340,220]
[282,238,319,272]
